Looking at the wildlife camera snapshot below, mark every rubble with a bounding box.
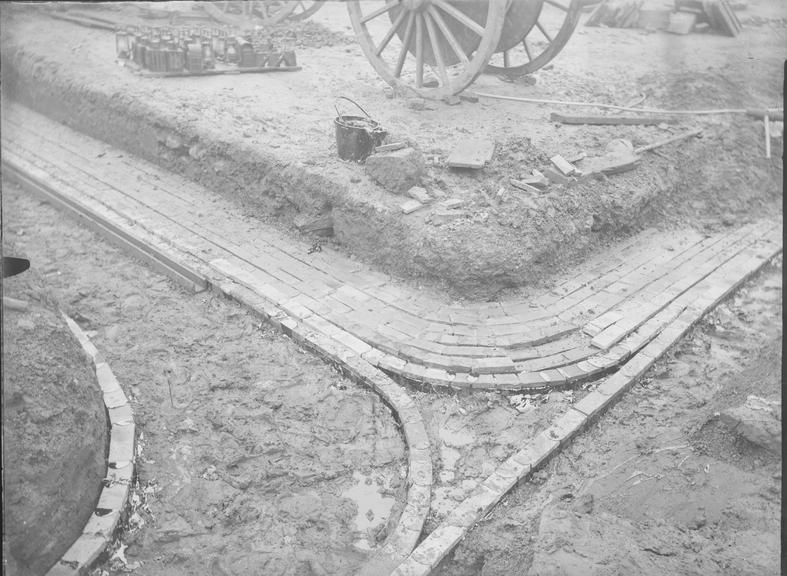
[365,147,425,194]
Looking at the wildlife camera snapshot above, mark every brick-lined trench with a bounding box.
[2,104,782,575]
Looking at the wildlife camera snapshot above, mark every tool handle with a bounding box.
[335,96,373,120]
[746,109,783,121]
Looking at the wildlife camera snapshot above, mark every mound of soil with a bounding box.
[0,4,781,298]
[2,253,108,575]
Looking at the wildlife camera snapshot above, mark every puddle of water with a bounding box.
[342,471,395,550]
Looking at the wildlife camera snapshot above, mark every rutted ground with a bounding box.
[434,258,782,576]
[2,182,407,576]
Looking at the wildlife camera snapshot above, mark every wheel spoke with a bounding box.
[424,11,448,85]
[415,13,424,88]
[395,11,416,77]
[427,5,469,64]
[432,0,485,36]
[536,20,553,42]
[361,1,398,24]
[522,37,532,60]
[375,8,408,56]
[544,0,570,10]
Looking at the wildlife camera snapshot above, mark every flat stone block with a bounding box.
[573,391,611,421]
[94,362,121,395]
[108,404,134,426]
[390,558,432,576]
[547,408,587,446]
[96,482,129,514]
[595,372,633,401]
[410,525,466,567]
[514,431,560,471]
[82,508,121,539]
[108,423,135,464]
[58,534,106,571]
[481,470,518,495]
[103,387,129,409]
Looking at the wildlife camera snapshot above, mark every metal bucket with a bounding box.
[334,97,387,162]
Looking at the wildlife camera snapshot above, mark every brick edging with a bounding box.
[46,314,135,576]
[389,250,782,576]
[215,281,433,573]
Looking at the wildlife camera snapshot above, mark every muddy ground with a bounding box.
[0,1,783,296]
[435,258,783,576]
[1,176,589,576]
[2,181,411,576]
[2,248,107,576]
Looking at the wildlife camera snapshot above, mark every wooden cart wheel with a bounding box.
[486,0,583,77]
[287,0,324,21]
[204,1,297,28]
[347,0,509,99]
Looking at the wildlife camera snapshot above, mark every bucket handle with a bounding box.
[335,96,373,120]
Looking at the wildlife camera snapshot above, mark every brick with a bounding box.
[491,373,520,388]
[96,482,129,516]
[573,390,611,421]
[401,199,424,214]
[108,423,135,464]
[108,404,134,426]
[361,347,386,366]
[410,525,465,568]
[423,367,451,386]
[517,371,547,389]
[82,508,121,539]
[407,186,432,204]
[595,372,634,401]
[512,431,559,471]
[556,363,586,381]
[57,535,106,573]
[379,354,407,373]
[470,356,516,375]
[482,470,518,495]
[390,558,431,576]
[546,408,587,446]
[539,369,567,385]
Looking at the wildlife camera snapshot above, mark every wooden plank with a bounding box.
[550,112,671,125]
[447,138,496,169]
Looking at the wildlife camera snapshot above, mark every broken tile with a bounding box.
[447,139,495,169]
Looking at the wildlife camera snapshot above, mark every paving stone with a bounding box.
[401,199,424,214]
[512,431,560,470]
[57,535,106,574]
[595,372,634,401]
[492,373,520,388]
[470,356,516,375]
[390,558,431,576]
[108,404,134,426]
[517,371,547,389]
[82,508,121,540]
[539,369,567,385]
[410,525,466,568]
[546,408,587,446]
[108,423,135,464]
[97,480,130,513]
[573,390,612,421]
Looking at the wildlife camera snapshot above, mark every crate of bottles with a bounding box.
[115,25,300,77]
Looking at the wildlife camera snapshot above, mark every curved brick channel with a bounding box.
[2,105,783,576]
[3,105,783,394]
[45,315,135,576]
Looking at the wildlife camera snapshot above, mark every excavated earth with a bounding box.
[0,1,783,298]
[0,1,784,575]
